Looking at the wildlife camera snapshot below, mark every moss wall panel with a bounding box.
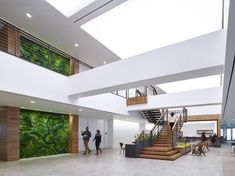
[20,110,69,158]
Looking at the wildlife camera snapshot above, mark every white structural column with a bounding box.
[222,0,235,125]
[68,31,225,97]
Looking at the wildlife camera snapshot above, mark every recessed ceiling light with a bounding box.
[74,43,79,47]
[26,13,32,18]
[103,61,107,64]
[79,109,82,112]
[30,100,36,104]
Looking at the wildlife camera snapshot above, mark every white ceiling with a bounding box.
[157,74,222,94]
[82,0,223,59]
[0,90,146,123]
[0,0,127,67]
[0,90,114,119]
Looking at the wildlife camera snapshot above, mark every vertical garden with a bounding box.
[20,36,71,76]
[20,109,69,158]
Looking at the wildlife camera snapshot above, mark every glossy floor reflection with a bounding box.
[0,144,234,176]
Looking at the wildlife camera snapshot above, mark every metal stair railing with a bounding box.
[172,107,188,147]
[136,109,168,146]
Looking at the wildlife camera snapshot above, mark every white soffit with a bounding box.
[158,75,221,93]
[46,0,96,17]
[81,0,223,59]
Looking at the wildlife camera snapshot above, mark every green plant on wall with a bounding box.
[20,109,69,159]
[20,36,49,67]
[20,36,71,76]
[49,50,70,76]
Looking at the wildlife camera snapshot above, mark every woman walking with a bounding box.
[93,130,102,155]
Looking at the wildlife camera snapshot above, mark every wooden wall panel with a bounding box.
[0,25,8,52]
[70,59,80,75]
[0,110,7,161]
[0,106,20,161]
[69,115,79,153]
[127,96,147,105]
[187,114,220,121]
[7,26,20,57]
[187,114,221,137]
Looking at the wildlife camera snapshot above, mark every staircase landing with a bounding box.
[138,124,182,161]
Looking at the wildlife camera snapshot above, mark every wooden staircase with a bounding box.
[140,109,162,123]
[139,124,182,160]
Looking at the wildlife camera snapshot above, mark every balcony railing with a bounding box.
[113,85,164,99]
[0,18,92,76]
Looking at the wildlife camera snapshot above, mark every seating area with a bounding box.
[119,143,125,155]
[191,142,207,156]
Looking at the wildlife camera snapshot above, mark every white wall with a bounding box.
[77,93,129,115]
[145,123,154,130]
[182,121,217,137]
[0,51,68,102]
[68,31,225,97]
[79,64,90,73]
[78,116,113,152]
[79,116,146,150]
[222,0,235,125]
[113,119,140,148]
[127,87,222,111]
[186,105,221,116]
[0,51,132,116]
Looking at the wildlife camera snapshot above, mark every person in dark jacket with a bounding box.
[82,127,92,155]
[201,132,207,141]
[93,130,102,155]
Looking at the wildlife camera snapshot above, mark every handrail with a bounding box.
[149,85,158,95]
[150,109,168,132]
[136,109,168,145]
[172,111,183,130]
[172,107,187,147]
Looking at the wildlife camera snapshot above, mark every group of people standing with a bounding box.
[81,127,102,155]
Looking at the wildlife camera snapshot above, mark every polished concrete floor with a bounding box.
[0,144,234,176]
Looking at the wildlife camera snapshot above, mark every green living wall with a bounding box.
[20,36,71,76]
[20,109,69,159]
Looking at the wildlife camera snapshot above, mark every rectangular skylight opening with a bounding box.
[157,75,222,94]
[46,0,96,17]
[81,0,223,59]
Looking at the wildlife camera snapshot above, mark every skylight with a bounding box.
[158,75,221,94]
[46,0,96,17]
[81,0,222,59]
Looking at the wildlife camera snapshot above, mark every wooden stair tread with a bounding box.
[139,152,182,161]
[156,137,172,140]
[138,122,184,161]
[140,149,178,156]
[143,146,173,152]
[153,143,172,147]
[157,137,172,140]
[155,141,172,144]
